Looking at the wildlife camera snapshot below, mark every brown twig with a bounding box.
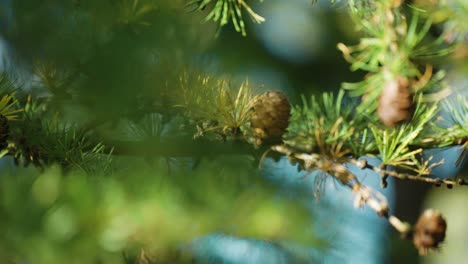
[270,144,452,254]
[269,142,465,255]
[349,159,468,188]
[270,145,412,236]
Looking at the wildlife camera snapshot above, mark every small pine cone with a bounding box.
[378,77,413,127]
[0,114,9,149]
[413,209,447,255]
[250,91,291,145]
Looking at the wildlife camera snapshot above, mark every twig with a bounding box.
[270,145,450,254]
[350,159,468,188]
[270,145,412,237]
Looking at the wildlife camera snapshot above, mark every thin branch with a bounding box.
[270,145,412,237]
[350,159,468,188]
[270,144,453,254]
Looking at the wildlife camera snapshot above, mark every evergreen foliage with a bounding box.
[0,0,466,262]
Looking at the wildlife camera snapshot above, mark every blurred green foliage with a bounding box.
[0,156,317,263]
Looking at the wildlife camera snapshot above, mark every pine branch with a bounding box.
[186,0,265,36]
[338,0,453,107]
[349,158,468,188]
[270,144,450,254]
[1,0,466,260]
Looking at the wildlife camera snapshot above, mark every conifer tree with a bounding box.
[0,0,466,263]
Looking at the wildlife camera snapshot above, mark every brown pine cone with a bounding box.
[378,77,413,127]
[413,209,447,255]
[250,91,291,145]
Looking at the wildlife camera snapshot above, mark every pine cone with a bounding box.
[413,209,447,255]
[0,114,9,149]
[250,91,291,145]
[378,77,413,127]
